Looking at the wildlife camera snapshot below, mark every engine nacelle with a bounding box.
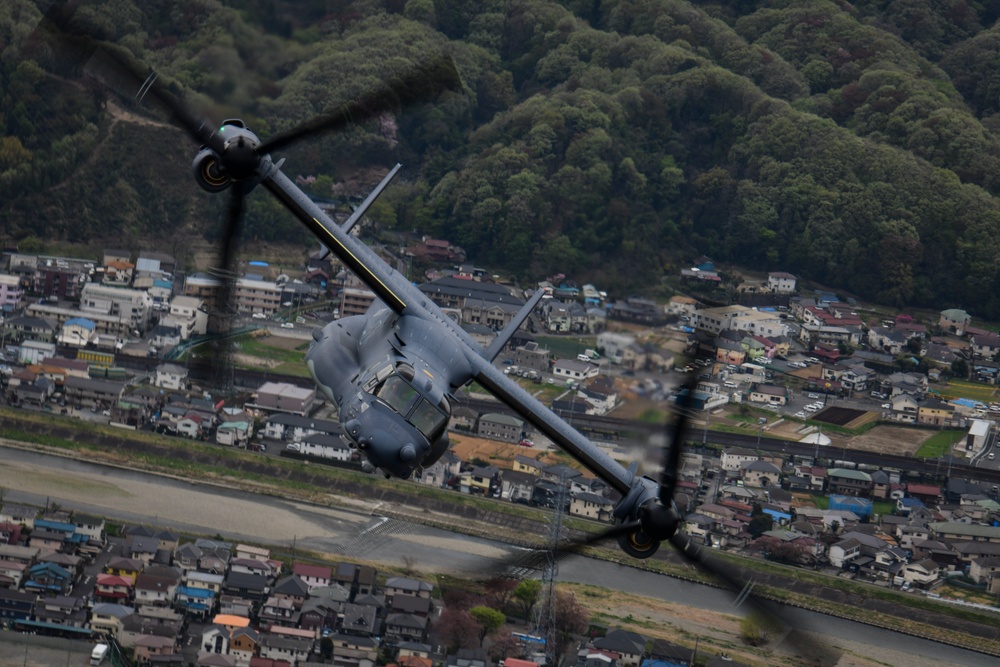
[192,148,231,193]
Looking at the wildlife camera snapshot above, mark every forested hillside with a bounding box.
[4,1,1000,317]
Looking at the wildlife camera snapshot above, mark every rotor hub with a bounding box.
[220,133,261,181]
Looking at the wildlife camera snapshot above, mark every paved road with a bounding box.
[2,446,997,666]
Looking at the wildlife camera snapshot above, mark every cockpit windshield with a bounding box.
[371,365,452,440]
[409,398,448,439]
[374,375,418,414]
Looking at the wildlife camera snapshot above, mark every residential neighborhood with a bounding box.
[4,246,1000,663]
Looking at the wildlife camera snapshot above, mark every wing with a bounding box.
[467,354,633,497]
[260,166,487,354]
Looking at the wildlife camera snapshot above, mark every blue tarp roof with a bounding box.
[177,586,214,599]
[64,317,95,330]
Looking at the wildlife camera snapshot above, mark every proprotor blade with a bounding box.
[258,54,463,154]
[38,2,221,152]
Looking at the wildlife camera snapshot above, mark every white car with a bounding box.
[807,393,820,399]
[252,312,267,319]
[280,322,294,329]
[794,411,807,418]
[881,403,891,409]
[804,405,818,412]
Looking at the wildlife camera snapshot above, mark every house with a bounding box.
[917,398,955,426]
[250,382,316,416]
[740,460,781,488]
[272,575,311,608]
[826,469,872,497]
[291,563,332,592]
[261,413,342,441]
[460,465,500,496]
[646,639,694,667]
[90,602,135,638]
[476,413,523,443]
[328,633,379,667]
[384,613,429,643]
[260,595,298,627]
[385,577,433,603]
[569,492,614,522]
[133,635,177,664]
[0,503,37,530]
[135,572,180,608]
[901,559,940,588]
[761,272,795,295]
[95,573,133,601]
[720,448,757,473]
[154,363,189,390]
[501,470,537,503]
[940,309,971,336]
[748,384,787,406]
[552,358,601,381]
[57,317,98,347]
[592,628,647,667]
[0,588,36,622]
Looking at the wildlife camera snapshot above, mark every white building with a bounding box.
[153,363,188,391]
[80,283,154,333]
[767,272,797,293]
[161,295,208,340]
[596,331,636,364]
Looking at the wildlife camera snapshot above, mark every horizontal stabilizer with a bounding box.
[483,288,545,362]
[342,163,402,234]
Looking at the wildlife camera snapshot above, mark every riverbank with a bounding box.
[1,408,999,659]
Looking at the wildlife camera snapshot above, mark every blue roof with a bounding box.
[900,497,925,507]
[177,586,214,599]
[64,317,96,330]
[248,260,269,267]
[35,519,76,533]
[153,278,173,288]
[952,398,978,408]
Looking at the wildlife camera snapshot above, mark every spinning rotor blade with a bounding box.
[667,531,840,667]
[39,2,221,152]
[483,379,840,666]
[660,379,696,505]
[217,182,246,285]
[258,54,463,154]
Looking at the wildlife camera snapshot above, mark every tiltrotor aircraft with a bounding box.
[35,3,847,659]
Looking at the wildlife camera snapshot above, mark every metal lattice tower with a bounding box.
[207,267,238,397]
[533,470,569,665]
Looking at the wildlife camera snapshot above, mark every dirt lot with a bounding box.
[846,425,934,456]
[449,433,562,469]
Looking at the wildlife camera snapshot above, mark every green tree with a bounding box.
[740,612,781,646]
[469,605,505,645]
[748,513,774,539]
[513,579,541,618]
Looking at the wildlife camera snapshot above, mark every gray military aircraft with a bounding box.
[192,117,679,559]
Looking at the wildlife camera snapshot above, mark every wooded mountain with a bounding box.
[4,1,1000,317]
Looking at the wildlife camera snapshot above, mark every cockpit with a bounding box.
[371,363,450,442]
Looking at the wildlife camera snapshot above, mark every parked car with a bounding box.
[281,322,294,329]
[807,393,820,399]
[881,403,891,409]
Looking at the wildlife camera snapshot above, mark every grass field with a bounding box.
[534,335,596,359]
[914,429,964,458]
[941,379,999,402]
